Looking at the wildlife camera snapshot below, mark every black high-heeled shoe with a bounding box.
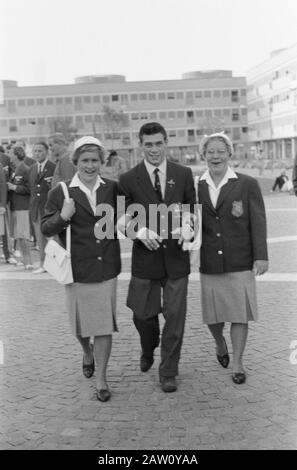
[216,337,230,368]
[96,388,111,402]
[232,372,246,384]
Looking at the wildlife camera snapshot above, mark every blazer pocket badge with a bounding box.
[231,200,243,217]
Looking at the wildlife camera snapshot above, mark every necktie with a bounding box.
[153,168,163,202]
[38,163,42,175]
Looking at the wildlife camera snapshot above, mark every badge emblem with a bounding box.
[231,200,243,217]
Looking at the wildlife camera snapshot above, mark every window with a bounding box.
[186,91,194,102]
[187,111,194,122]
[204,90,211,98]
[103,95,110,103]
[167,92,175,100]
[37,117,45,126]
[176,92,184,99]
[28,118,36,125]
[223,90,229,97]
[241,89,246,96]
[0,120,7,126]
[46,97,54,105]
[112,95,119,102]
[84,96,91,104]
[195,110,203,117]
[75,96,82,109]
[9,119,18,132]
[205,109,212,117]
[158,93,166,100]
[27,99,34,106]
[93,95,100,103]
[121,94,129,103]
[214,90,221,98]
[177,130,185,137]
[187,129,195,142]
[19,119,26,126]
[7,100,16,113]
[65,97,73,104]
[148,93,156,100]
[131,94,138,101]
[223,108,230,116]
[36,98,44,106]
[241,126,248,133]
[177,111,184,119]
[85,115,92,123]
[18,99,26,106]
[241,107,247,116]
[149,112,157,119]
[159,112,166,119]
[214,109,222,117]
[232,127,240,140]
[196,129,204,136]
[169,130,177,137]
[232,111,239,121]
[168,111,175,120]
[75,116,83,127]
[195,91,202,98]
[131,113,139,120]
[56,97,63,105]
[140,112,148,120]
[231,90,239,102]
[139,93,147,100]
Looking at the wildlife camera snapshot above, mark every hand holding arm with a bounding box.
[60,198,76,221]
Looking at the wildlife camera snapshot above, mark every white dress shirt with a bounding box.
[143,158,167,199]
[37,159,48,173]
[200,167,238,208]
[69,173,105,215]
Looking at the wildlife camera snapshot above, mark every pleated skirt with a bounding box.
[200,270,258,325]
[65,277,118,338]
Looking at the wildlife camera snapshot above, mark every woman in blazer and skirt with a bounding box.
[198,133,268,384]
[42,136,121,402]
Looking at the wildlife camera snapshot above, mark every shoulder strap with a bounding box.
[59,182,71,253]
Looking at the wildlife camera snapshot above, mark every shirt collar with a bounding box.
[69,172,105,192]
[39,159,48,170]
[200,166,237,189]
[144,158,167,177]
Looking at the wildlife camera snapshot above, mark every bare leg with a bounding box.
[208,322,228,355]
[230,323,248,373]
[93,335,112,390]
[19,238,32,266]
[76,335,93,364]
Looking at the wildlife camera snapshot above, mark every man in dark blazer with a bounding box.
[118,122,196,393]
[0,147,16,264]
[28,141,56,273]
[49,133,76,188]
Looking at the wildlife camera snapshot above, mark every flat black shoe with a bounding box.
[160,376,177,393]
[96,388,111,402]
[140,355,154,372]
[216,337,230,368]
[232,372,246,384]
[82,357,95,378]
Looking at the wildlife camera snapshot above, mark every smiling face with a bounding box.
[33,144,48,163]
[140,132,167,167]
[76,150,101,186]
[204,138,231,180]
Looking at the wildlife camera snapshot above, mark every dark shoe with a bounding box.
[140,355,154,372]
[96,388,111,402]
[216,337,230,368]
[82,357,95,379]
[232,372,246,384]
[160,376,177,393]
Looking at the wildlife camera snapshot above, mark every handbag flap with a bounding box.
[45,239,70,267]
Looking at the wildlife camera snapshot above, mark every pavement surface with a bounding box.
[0,187,297,450]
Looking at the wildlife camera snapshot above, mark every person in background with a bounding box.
[7,147,33,269]
[0,146,16,264]
[49,133,76,187]
[41,136,121,402]
[28,142,55,274]
[271,169,289,192]
[198,133,268,385]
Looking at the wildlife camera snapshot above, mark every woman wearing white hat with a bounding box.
[198,133,268,384]
[41,136,121,402]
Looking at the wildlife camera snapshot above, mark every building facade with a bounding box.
[247,43,297,161]
[0,71,248,164]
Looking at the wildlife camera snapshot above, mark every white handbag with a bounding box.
[44,182,73,285]
[182,175,202,267]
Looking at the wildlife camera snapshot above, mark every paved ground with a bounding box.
[0,189,297,450]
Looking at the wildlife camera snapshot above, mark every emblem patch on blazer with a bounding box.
[231,200,243,217]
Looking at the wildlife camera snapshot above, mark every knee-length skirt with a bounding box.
[200,270,258,325]
[65,277,118,338]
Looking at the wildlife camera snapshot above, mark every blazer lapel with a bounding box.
[164,161,178,205]
[70,187,94,215]
[136,161,160,203]
[216,178,238,210]
[198,180,217,214]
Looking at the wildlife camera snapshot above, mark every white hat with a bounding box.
[73,136,104,153]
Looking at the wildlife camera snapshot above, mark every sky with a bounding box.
[1,0,297,86]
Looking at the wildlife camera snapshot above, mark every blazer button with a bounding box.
[216,233,221,237]
[37,193,40,196]
[97,256,102,260]
[216,216,219,220]
[37,184,40,188]
[218,250,223,255]
[96,240,100,244]
[163,244,167,248]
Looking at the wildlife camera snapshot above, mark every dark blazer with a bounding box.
[51,153,76,188]
[0,153,12,182]
[41,178,121,283]
[292,157,297,195]
[198,172,268,274]
[119,160,196,280]
[0,163,7,208]
[28,160,56,222]
[9,162,30,211]
[24,156,36,167]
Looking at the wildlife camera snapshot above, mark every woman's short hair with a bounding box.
[13,146,26,160]
[199,133,233,157]
[72,144,105,165]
